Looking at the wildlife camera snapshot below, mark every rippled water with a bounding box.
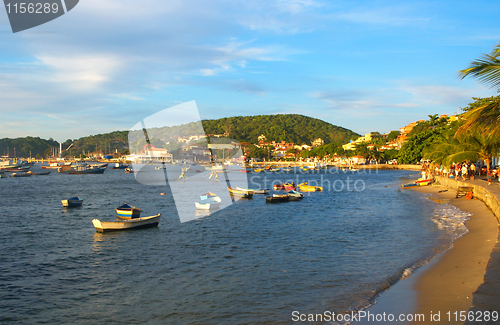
[0,166,467,324]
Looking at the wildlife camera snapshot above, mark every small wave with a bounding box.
[431,205,470,241]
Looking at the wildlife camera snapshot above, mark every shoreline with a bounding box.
[355,183,498,324]
[410,185,498,324]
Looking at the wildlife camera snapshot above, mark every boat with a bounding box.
[265,194,290,203]
[92,214,161,232]
[401,178,434,188]
[110,163,129,169]
[273,182,296,191]
[11,171,32,177]
[124,167,139,173]
[254,168,264,172]
[282,168,292,172]
[116,203,142,219]
[228,187,254,198]
[32,171,51,176]
[240,169,251,173]
[287,190,304,201]
[3,166,31,172]
[200,192,218,200]
[297,182,322,192]
[58,164,106,174]
[195,195,222,210]
[269,168,281,172]
[237,187,270,195]
[42,162,65,169]
[61,197,83,207]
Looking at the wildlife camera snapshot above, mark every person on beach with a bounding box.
[461,164,468,181]
[487,170,492,185]
[470,163,476,180]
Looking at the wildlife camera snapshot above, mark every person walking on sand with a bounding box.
[487,170,492,185]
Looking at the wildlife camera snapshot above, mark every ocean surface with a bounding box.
[0,165,470,324]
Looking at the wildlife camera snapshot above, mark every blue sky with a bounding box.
[1,0,499,142]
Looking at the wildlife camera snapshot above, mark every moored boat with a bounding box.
[92,214,161,232]
[110,163,129,169]
[62,197,83,207]
[116,203,142,219]
[58,164,106,174]
[11,171,32,177]
[265,194,290,203]
[297,182,322,192]
[32,171,51,176]
[195,195,222,210]
[287,190,304,201]
[237,187,270,195]
[273,182,296,191]
[254,168,264,173]
[401,178,434,188]
[228,187,254,198]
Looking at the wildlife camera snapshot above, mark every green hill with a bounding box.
[0,137,59,158]
[201,114,359,145]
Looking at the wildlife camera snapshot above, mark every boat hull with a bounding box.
[62,198,83,207]
[92,214,161,232]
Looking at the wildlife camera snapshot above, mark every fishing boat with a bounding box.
[297,182,322,192]
[195,195,222,210]
[237,187,270,195]
[265,194,290,203]
[42,162,65,169]
[11,171,32,177]
[32,171,51,176]
[62,197,83,207]
[58,164,106,174]
[228,187,254,198]
[116,203,142,219]
[287,190,304,201]
[92,214,161,232]
[110,163,129,169]
[3,165,31,172]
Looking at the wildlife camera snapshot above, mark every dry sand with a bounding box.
[409,185,498,324]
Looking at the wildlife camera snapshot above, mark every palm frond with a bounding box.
[459,44,500,90]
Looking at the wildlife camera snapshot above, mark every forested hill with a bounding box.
[0,137,59,158]
[1,115,359,158]
[202,114,360,145]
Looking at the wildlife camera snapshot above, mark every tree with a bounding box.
[459,44,500,89]
[457,44,500,138]
[387,131,400,142]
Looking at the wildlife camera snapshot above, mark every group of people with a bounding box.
[426,161,499,185]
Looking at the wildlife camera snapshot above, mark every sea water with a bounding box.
[0,166,469,324]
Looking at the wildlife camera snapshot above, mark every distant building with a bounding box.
[342,133,373,151]
[312,138,324,147]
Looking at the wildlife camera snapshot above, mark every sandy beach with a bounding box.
[409,185,499,324]
[355,183,499,324]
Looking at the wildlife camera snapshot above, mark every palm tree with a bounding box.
[457,44,500,138]
[459,44,500,89]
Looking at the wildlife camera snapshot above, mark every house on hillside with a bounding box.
[312,138,324,147]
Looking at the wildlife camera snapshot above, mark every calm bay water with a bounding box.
[0,166,469,324]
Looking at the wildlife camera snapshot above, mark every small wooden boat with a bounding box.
[195,196,222,210]
[237,187,270,195]
[240,169,251,173]
[200,192,218,200]
[265,194,290,203]
[58,165,106,174]
[282,168,292,172]
[401,178,434,188]
[92,214,161,232]
[42,162,64,169]
[228,187,254,198]
[11,171,32,177]
[32,171,51,176]
[4,166,31,172]
[116,203,142,219]
[110,163,129,169]
[273,182,296,191]
[62,197,83,207]
[269,168,281,172]
[254,168,264,173]
[297,182,322,192]
[287,190,304,201]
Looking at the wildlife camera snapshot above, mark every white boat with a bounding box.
[62,197,83,207]
[237,186,269,194]
[92,214,161,232]
[195,196,222,210]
